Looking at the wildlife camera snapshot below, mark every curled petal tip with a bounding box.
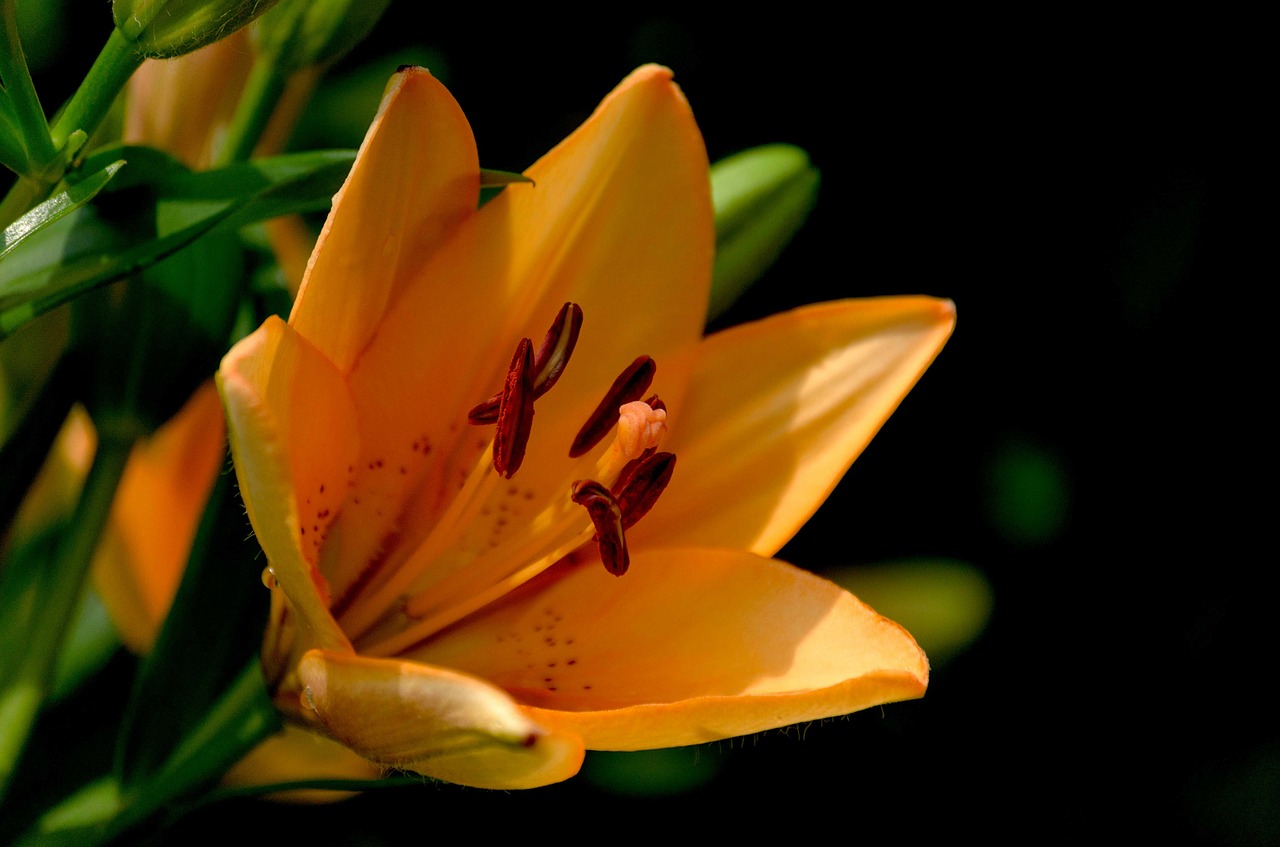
[297,650,584,789]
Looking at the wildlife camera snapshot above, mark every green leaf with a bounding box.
[0,0,56,175]
[0,95,34,175]
[479,167,533,208]
[115,474,272,786]
[480,167,532,188]
[0,161,123,262]
[18,662,279,846]
[104,660,279,844]
[50,588,121,703]
[23,776,121,840]
[0,148,354,340]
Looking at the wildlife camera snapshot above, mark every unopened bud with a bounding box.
[709,144,820,321]
[252,0,392,73]
[113,0,280,58]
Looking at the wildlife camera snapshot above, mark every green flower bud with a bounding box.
[709,143,820,321]
[112,0,280,58]
[252,0,392,73]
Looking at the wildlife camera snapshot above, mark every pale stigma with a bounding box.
[615,400,667,461]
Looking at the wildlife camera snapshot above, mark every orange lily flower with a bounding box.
[218,64,955,790]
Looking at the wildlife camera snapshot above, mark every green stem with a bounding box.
[0,434,133,801]
[49,28,141,154]
[214,51,289,167]
[0,28,142,227]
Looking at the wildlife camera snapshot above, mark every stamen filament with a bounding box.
[338,440,503,640]
[364,424,656,652]
[366,519,600,657]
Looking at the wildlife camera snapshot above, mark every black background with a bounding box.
[24,5,1267,843]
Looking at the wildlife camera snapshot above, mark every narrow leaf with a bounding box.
[479,167,532,208]
[115,474,271,786]
[0,161,123,261]
[0,149,354,340]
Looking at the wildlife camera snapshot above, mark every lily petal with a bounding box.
[289,67,479,374]
[630,296,956,557]
[298,649,585,789]
[218,317,358,651]
[324,64,713,605]
[415,547,928,750]
[92,382,225,652]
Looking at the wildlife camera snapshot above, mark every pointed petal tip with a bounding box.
[380,65,442,111]
[612,64,685,104]
[935,297,958,331]
[625,63,675,82]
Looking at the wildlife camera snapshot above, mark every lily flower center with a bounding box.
[329,303,676,657]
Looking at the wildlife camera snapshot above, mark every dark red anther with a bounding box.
[469,303,583,425]
[571,480,628,576]
[643,394,666,414]
[611,451,676,530]
[531,302,583,397]
[493,338,534,479]
[569,356,656,458]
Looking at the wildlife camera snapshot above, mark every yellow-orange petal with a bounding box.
[297,650,585,789]
[92,381,225,652]
[326,64,714,601]
[223,724,382,803]
[217,317,357,652]
[630,296,956,557]
[414,547,928,750]
[289,66,479,374]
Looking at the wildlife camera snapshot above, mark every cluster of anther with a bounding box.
[468,303,675,577]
